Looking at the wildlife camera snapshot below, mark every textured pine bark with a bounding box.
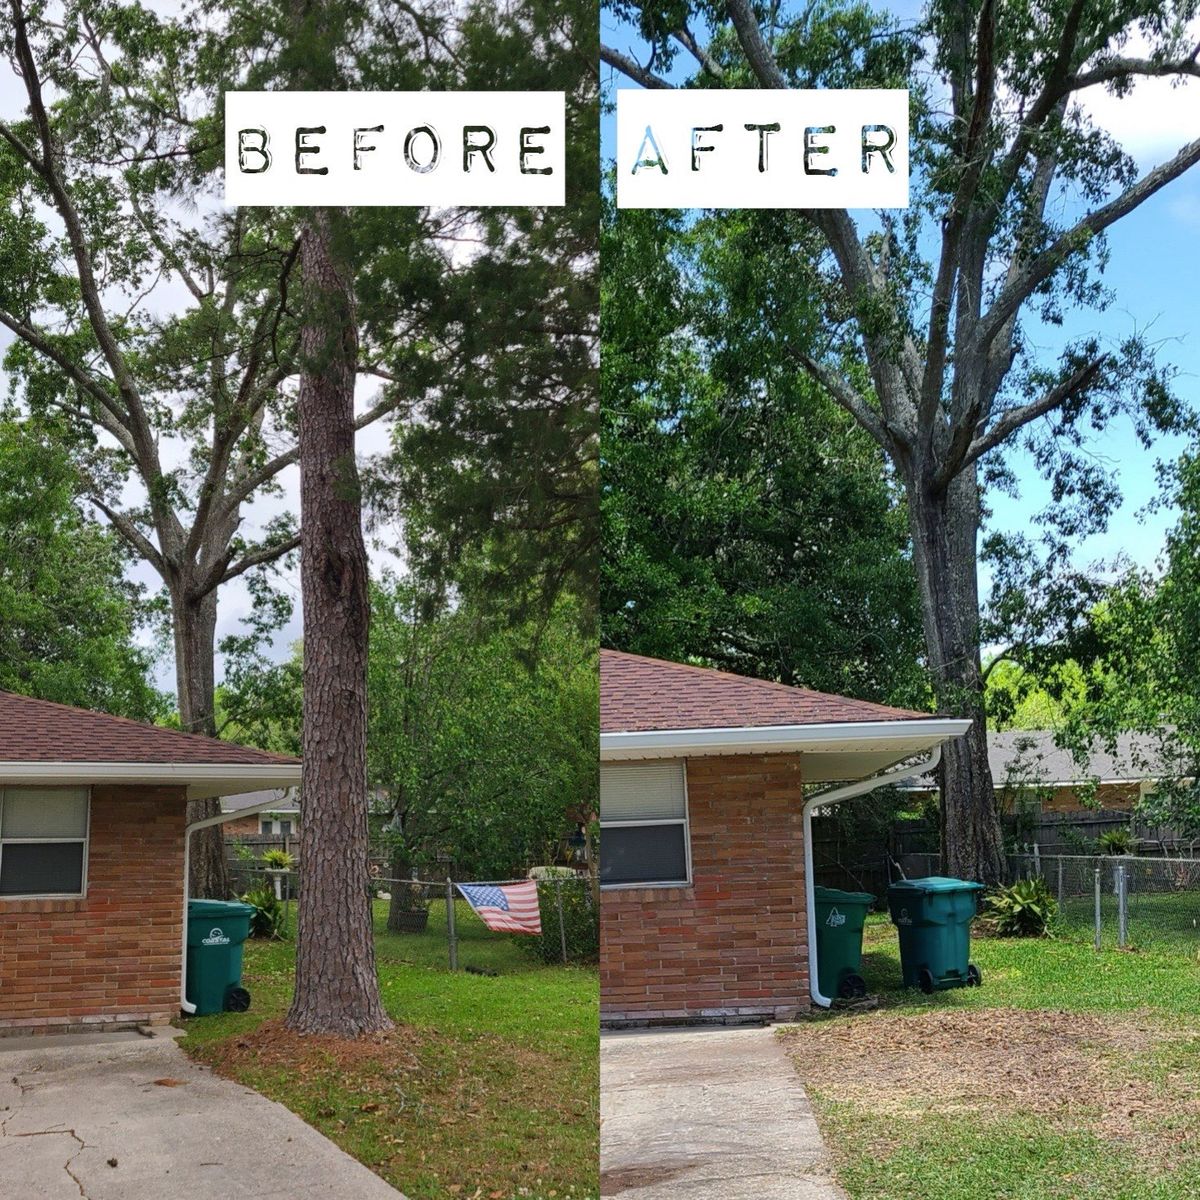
[907,465,1006,887]
[286,207,391,1036]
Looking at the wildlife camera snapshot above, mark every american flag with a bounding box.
[456,881,543,935]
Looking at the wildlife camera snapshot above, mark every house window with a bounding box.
[279,820,293,837]
[260,818,273,835]
[600,761,690,887]
[0,787,90,898]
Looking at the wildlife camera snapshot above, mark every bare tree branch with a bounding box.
[725,0,789,88]
[946,355,1107,481]
[976,135,1200,354]
[600,44,672,89]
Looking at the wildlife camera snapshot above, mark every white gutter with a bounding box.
[0,762,301,799]
[180,790,294,1015]
[601,718,970,760]
[803,742,955,1009]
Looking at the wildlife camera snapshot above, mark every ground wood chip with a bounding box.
[781,1007,1200,1163]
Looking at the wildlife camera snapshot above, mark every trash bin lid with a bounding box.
[187,899,255,918]
[814,885,876,904]
[888,876,985,895]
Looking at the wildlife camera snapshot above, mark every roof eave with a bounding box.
[599,718,972,762]
[0,761,302,800]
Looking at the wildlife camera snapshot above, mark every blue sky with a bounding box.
[600,5,1200,592]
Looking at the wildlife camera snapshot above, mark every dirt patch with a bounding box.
[600,1163,694,1195]
[196,1019,425,1077]
[781,1008,1200,1160]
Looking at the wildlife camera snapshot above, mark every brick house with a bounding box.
[222,789,301,838]
[599,650,969,1026]
[0,690,300,1034]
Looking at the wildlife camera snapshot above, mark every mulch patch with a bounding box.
[781,1007,1200,1161]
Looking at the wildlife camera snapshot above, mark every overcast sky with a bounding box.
[0,28,404,697]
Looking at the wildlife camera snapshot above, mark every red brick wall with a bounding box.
[0,785,186,1033]
[601,753,808,1023]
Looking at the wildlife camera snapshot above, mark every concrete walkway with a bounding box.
[0,1029,405,1199]
[601,1025,846,1200]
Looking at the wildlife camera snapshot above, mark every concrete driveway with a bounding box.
[601,1025,845,1200]
[0,1029,405,1199]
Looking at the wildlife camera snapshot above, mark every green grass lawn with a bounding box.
[180,898,598,1200]
[782,912,1200,1195]
[783,915,1200,1200]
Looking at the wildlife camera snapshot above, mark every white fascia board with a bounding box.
[599,718,972,761]
[0,762,302,800]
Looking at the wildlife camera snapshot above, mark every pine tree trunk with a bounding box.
[907,466,1007,885]
[173,586,230,898]
[286,207,391,1036]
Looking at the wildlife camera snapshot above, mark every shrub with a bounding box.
[517,879,598,965]
[260,848,295,870]
[985,877,1057,937]
[1096,828,1135,856]
[241,884,288,939]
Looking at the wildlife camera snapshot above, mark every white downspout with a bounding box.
[803,745,944,1009]
[181,791,293,1015]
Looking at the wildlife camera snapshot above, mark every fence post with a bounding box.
[1057,855,1064,908]
[1117,862,1128,948]
[1033,842,1041,877]
[446,878,458,971]
[555,878,568,965]
[1094,866,1102,951]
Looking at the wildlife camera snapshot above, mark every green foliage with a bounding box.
[1096,828,1135,856]
[985,878,1058,938]
[600,198,928,707]
[241,884,288,940]
[518,880,599,965]
[259,849,295,870]
[0,416,163,719]
[367,577,597,881]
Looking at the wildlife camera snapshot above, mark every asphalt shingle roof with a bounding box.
[0,690,299,766]
[600,649,932,734]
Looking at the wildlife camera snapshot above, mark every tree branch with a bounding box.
[976,135,1200,355]
[215,533,303,590]
[792,350,891,453]
[946,355,1107,481]
[90,497,167,576]
[599,44,672,89]
[725,0,789,88]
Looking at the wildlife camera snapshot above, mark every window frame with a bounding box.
[0,786,92,901]
[599,761,692,890]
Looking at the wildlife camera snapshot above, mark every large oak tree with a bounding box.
[603,0,1200,882]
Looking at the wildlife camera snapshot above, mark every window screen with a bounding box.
[599,762,690,887]
[0,788,89,897]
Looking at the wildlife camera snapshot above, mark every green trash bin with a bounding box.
[887,876,985,993]
[813,885,875,1000]
[185,899,255,1016]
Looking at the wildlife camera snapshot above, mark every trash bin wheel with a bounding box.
[224,986,251,1013]
[917,967,935,995]
[838,973,867,1000]
[966,963,982,988]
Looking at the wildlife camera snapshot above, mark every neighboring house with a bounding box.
[599,650,968,1026]
[222,788,301,837]
[0,690,300,1034]
[908,729,1167,815]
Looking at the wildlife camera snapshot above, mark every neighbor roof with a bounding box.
[221,788,300,814]
[986,729,1166,786]
[0,690,300,799]
[600,649,931,733]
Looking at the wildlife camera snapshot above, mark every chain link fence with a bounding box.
[899,850,1200,954]
[226,866,599,967]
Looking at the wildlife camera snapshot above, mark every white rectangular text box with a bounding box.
[225,91,565,207]
[617,89,908,209]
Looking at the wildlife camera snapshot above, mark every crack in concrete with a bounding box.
[8,1126,93,1199]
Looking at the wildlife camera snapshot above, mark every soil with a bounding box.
[780,1007,1200,1161]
